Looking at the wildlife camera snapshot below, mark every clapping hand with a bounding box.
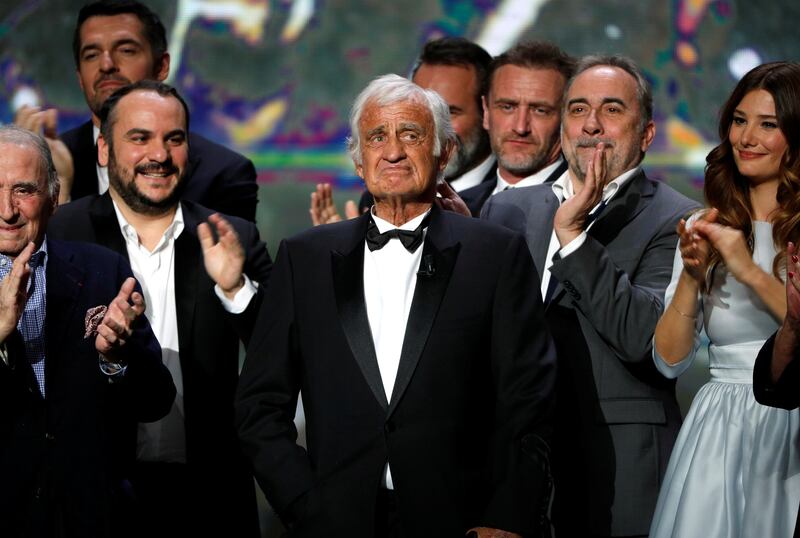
[198,213,245,300]
[0,242,35,343]
[309,183,358,226]
[15,106,72,204]
[678,208,717,286]
[553,142,607,246]
[691,209,758,284]
[95,277,146,358]
[785,241,800,333]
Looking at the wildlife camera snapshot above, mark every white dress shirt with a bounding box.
[540,166,641,300]
[363,208,429,489]
[491,156,564,195]
[113,201,187,463]
[451,155,496,192]
[92,125,109,195]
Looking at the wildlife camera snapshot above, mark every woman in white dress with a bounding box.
[650,61,800,538]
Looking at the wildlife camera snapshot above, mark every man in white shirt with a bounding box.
[458,41,576,214]
[237,74,556,538]
[47,80,272,538]
[481,55,701,537]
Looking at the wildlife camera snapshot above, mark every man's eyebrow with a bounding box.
[493,97,519,105]
[601,97,627,108]
[398,122,423,131]
[567,97,590,107]
[165,129,187,139]
[125,128,153,138]
[366,126,386,138]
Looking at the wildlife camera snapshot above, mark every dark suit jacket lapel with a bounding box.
[588,170,651,246]
[87,193,128,256]
[44,241,84,394]
[332,213,388,410]
[174,204,203,367]
[530,190,560,284]
[69,121,102,200]
[388,207,460,415]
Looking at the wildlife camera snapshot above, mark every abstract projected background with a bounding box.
[2,1,798,533]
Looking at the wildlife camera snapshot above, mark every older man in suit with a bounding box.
[482,55,701,537]
[0,125,175,538]
[237,74,556,537]
[47,80,272,538]
[18,0,258,221]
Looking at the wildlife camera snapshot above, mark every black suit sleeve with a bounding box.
[107,255,176,423]
[235,240,313,523]
[754,332,800,410]
[482,233,557,534]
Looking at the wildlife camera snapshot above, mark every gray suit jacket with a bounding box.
[482,169,700,536]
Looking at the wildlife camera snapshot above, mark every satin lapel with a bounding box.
[174,207,203,365]
[44,242,84,393]
[332,214,388,410]
[388,208,459,415]
[588,170,650,246]
[88,193,128,257]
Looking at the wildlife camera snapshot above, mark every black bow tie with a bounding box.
[366,213,430,253]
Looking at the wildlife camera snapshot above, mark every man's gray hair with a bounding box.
[0,125,59,199]
[566,54,653,133]
[347,73,456,165]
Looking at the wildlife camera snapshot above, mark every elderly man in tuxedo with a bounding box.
[0,125,175,538]
[481,55,701,537]
[237,74,556,537]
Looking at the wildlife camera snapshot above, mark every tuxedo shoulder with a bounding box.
[47,237,126,266]
[188,132,251,166]
[440,210,523,242]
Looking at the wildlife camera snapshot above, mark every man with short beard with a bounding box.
[481,55,700,537]
[458,41,575,215]
[47,80,272,538]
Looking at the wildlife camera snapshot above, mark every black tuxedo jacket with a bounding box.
[0,240,174,538]
[482,170,701,536]
[236,206,557,537]
[61,120,259,222]
[47,195,272,537]
[754,333,800,535]
[459,159,568,217]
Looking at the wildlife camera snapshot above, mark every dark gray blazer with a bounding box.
[482,169,701,536]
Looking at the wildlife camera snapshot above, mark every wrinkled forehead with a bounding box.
[358,97,434,132]
[568,65,639,106]
[0,142,47,186]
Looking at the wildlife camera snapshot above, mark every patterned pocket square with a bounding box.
[84,305,107,339]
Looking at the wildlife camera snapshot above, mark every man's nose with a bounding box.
[381,135,406,162]
[0,190,18,221]
[512,108,531,136]
[147,140,170,163]
[582,109,602,136]
[99,51,118,73]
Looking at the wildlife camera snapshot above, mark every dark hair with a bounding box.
[411,37,492,110]
[566,54,653,131]
[99,80,190,144]
[485,41,575,99]
[704,61,800,285]
[73,0,167,68]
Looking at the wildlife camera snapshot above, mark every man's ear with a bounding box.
[155,53,170,82]
[482,95,490,131]
[641,120,656,153]
[97,134,110,167]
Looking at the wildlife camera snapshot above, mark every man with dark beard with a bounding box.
[458,41,575,215]
[47,80,272,538]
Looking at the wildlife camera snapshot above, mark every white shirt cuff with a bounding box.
[214,274,257,314]
[557,231,587,259]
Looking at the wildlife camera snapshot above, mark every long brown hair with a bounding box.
[704,61,800,289]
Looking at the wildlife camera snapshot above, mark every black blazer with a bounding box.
[47,195,272,537]
[0,240,174,538]
[482,171,701,536]
[459,159,567,217]
[61,120,259,222]
[236,206,557,537]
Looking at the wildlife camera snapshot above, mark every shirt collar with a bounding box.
[0,238,48,272]
[452,155,496,192]
[551,164,641,206]
[92,124,100,144]
[494,157,564,194]
[111,199,185,251]
[370,207,431,234]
